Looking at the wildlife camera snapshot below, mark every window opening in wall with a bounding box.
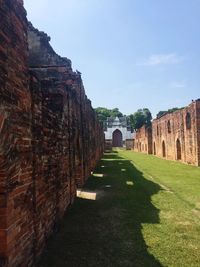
[167,120,171,133]
[186,112,191,129]
[153,142,156,155]
[157,125,159,136]
[176,139,182,160]
[162,140,166,158]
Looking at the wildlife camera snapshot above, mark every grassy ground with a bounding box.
[38,150,200,267]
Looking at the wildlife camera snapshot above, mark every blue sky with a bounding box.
[24,0,200,118]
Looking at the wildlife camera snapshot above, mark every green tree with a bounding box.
[128,108,152,130]
[110,108,123,118]
[95,107,123,123]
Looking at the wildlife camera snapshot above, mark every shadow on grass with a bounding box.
[38,152,163,267]
[102,153,124,160]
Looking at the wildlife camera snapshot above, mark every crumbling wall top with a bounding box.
[28,22,72,68]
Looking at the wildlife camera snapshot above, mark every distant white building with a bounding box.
[104,117,134,148]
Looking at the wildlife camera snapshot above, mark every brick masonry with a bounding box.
[134,100,200,166]
[152,100,200,166]
[0,1,104,266]
[133,125,152,154]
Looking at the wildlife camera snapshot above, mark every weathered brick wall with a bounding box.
[133,125,152,154]
[134,101,200,166]
[196,101,200,166]
[104,140,112,152]
[28,23,104,187]
[0,1,104,266]
[30,72,75,261]
[0,1,34,266]
[28,28,104,266]
[152,100,200,166]
[125,139,134,150]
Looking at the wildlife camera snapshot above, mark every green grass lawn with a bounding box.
[38,150,200,267]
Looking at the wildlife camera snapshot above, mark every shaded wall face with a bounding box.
[27,24,71,68]
[104,140,112,151]
[126,140,134,150]
[30,70,104,264]
[28,26,104,264]
[30,75,75,259]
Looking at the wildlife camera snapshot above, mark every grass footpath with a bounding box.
[38,150,200,267]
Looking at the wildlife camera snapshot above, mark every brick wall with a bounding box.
[152,100,200,166]
[0,1,34,266]
[104,140,112,152]
[133,101,200,166]
[196,101,200,166]
[125,139,134,150]
[133,125,152,154]
[0,1,104,266]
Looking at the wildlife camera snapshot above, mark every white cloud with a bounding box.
[137,53,184,66]
[170,81,186,88]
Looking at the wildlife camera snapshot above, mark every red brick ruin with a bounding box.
[134,100,200,166]
[133,125,152,154]
[0,1,104,266]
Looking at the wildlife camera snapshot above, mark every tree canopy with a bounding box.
[95,106,152,130]
[128,108,152,130]
[95,107,123,122]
